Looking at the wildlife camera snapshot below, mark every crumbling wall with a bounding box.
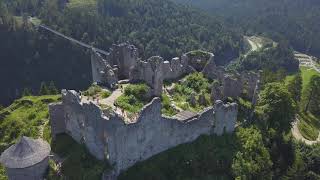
[130,56,164,96]
[91,50,118,88]
[49,90,238,176]
[110,43,138,79]
[213,100,238,135]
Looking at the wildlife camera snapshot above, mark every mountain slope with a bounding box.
[0,0,242,106]
[174,0,320,57]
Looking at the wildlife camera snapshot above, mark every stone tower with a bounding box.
[0,136,51,180]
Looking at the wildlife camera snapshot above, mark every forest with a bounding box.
[0,0,242,106]
[174,0,320,58]
[0,0,319,179]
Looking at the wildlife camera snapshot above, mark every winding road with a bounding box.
[291,118,320,145]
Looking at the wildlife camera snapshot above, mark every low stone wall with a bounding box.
[49,90,238,176]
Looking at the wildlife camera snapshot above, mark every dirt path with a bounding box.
[291,118,320,145]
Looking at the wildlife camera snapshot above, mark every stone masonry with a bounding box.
[49,90,238,177]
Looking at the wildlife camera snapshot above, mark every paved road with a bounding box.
[291,118,320,145]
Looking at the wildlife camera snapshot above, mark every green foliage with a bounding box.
[172,73,211,112]
[257,82,296,133]
[175,0,320,58]
[39,82,50,95]
[49,134,109,180]
[0,95,60,153]
[83,84,102,97]
[48,81,59,95]
[161,93,177,116]
[303,75,320,114]
[232,127,273,179]
[286,71,302,103]
[119,134,237,180]
[236,98,252,123]
[123,83,150,101]
[101,90,111,98]
[22,88,32,96]
[115,84,150,113]
[235,43,299,73]
[0,164,7,180]
[284,143,320,178]
[297,112,320,141]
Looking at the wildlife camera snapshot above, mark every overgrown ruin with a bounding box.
[49,43,260,179]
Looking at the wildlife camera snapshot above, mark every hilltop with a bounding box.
[0,0,241,106]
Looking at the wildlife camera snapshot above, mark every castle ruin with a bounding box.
[49,43,260,179]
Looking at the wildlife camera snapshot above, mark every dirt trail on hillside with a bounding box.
[291,118,320,145]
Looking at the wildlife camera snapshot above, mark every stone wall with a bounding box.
[49,90,238,176]
[91,50,118,88]
[130,56,164,97]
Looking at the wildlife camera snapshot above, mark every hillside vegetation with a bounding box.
[174,0,320,58]
[0,0,242,106]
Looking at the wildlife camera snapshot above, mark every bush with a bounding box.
[124,83,150,101]
[172,73,211,112]
[83,84,102,97]
[115,84,151,113]
[101,90,111,98]
[161,94,177,116]
[50,134,110,180]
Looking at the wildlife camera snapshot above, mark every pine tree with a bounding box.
[48,81,59,94]
[39,82,49,95]
[304,75,320,113]
[287,72,302,103]
[22,88,32,96]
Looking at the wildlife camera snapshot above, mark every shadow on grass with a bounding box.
[47,134,110,180]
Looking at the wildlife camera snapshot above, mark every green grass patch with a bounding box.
[300,67,319,92]
[172,73,212,112]
[161,94,178,116]
[48,134,110,180]
[115,83,150,113]
[0,95,61,153]
[83,84,111,98]
[298,112,320,141]
[0,95,61,180]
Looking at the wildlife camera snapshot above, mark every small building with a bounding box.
[0,136,51,180]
